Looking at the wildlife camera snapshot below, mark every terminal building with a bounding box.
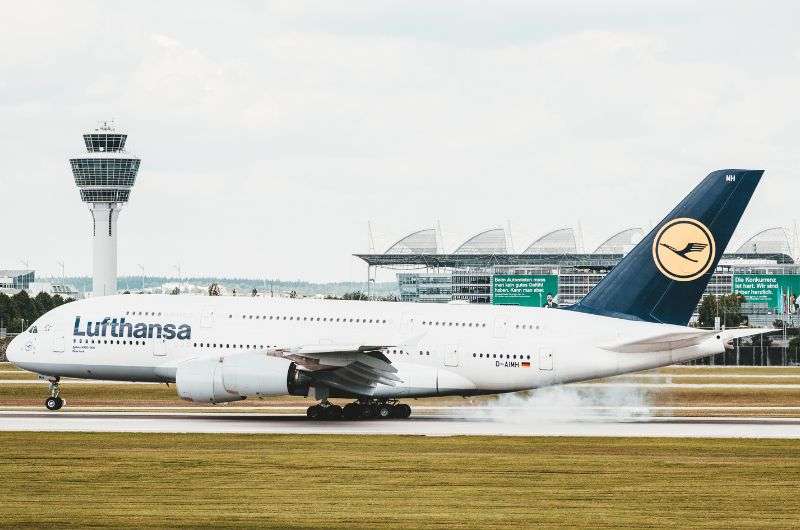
[0,270,35,292]
[357,226,800,327]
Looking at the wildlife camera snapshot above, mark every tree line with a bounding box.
[0,291,74,333]
[325,291,399,301]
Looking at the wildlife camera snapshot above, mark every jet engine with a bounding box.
[175,353,309,404]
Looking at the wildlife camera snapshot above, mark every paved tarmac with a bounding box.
[1,409,798,438]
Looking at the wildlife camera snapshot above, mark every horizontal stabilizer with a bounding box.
[601,327,771,353]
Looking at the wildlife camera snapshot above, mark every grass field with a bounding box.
[0,433,798,528]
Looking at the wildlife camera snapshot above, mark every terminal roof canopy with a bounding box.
[594,227,643,254]
[523,228,576,255]
[453,228,507,255]
[384,229,438,255]
[735,227,792,256]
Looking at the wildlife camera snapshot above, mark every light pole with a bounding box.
[138,264,145,291]
[173,264,182,294]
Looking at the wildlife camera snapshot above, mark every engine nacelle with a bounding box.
[176,353,298,404]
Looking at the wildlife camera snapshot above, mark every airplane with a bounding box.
[6,168,770,419]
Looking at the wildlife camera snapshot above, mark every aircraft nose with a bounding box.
[5,335,21,364]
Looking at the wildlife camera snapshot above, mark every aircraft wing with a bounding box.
[601,327,772,354]
[272,344,402,395]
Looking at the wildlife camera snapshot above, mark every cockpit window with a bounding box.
[28,326,37,334]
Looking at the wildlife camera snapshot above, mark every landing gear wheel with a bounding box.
[45,379,63,411]
[325,404,343,420]
[342,403,360,420]
[359,403,374,419]
[396,404,411,419]
[45,396,63,411]
[306,405,322,420]
[376,404,393,419]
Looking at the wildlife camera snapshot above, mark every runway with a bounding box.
[2,409,799,438]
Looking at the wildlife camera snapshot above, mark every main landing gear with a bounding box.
[306,399,411,421]
[45,378,64,411]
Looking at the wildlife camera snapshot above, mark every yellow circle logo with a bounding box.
[652,218,715,282]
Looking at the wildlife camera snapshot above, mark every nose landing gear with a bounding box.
[44,378,64,411]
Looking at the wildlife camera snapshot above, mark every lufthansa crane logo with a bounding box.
[652,218,715,281]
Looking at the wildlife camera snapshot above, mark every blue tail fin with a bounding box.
[568,169,763,325]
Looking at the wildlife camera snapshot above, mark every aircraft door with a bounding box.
[400,313,413,334]
[152,339,167,357]
[201,308,214,328]
[493,319,507,338]
[52,335,65,353]
[539,348,553,371]
[443,344,460,367]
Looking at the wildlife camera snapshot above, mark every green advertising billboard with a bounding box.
[492,275,559,307]
[732,274,800,312]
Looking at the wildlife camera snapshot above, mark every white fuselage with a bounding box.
[8,294,725,399]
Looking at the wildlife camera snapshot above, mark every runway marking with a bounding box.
[4,405,800,412]
[570,382,800,389]
[610,373,800,379]
[1,410,799,438]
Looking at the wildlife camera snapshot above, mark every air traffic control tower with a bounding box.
[69,121,141,297]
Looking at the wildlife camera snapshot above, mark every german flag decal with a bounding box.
[521,361,531,368]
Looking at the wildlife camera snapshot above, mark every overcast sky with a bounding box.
[1,1,798,282]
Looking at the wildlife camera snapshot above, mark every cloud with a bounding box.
[1,2,799,281]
